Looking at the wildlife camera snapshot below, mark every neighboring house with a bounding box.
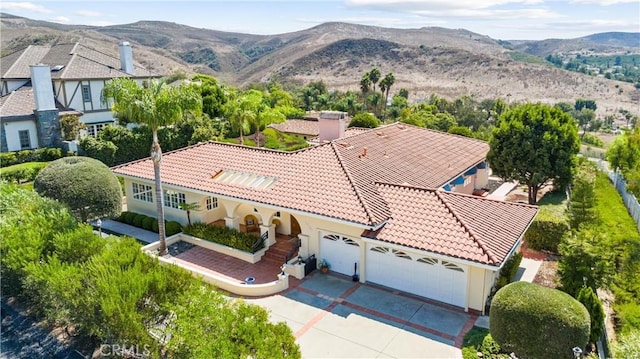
[112,121,538,313]
[0,42,159,152]
[269,111,357,142]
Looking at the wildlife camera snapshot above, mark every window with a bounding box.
[81,85,91,102]
[18,130,30,149]
[164,190,186,209]
[206,196,218,210]
[464,176,473,186]
[274,211,281,218]
[132,182,153,202]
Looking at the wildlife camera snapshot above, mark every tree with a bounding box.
[368,67,381,93]
[487,103,580,204]
[33,157,122,222]
[349,113,379,128]
[102,78,202,255]
[607,127,640,196]
[572,108,596,139]
[179,202,200,226]
[558,229,615,297]
[59,114,86,141]
[566,160,599,230]
[575,98,597,112]
[379,72,395,120]
[359,74,371,111]
[576,286,605,344]
[490,281,590,359]
[398,88,409,99]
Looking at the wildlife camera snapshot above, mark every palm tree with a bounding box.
[178,202,200,227]
[369,67,381,93]
[360,74,371,111]
[102,78,202,255]
[380,72,395,120]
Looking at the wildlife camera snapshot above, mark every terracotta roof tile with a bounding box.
[269,120,321,136]
[368,183,538,265]
[113,123,492,227]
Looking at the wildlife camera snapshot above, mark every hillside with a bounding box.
[1,13,638,115]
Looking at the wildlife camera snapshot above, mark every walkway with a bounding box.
[93,219,158,244]
[486,181,518,200]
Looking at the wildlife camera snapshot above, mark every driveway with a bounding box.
[247,273,476,358]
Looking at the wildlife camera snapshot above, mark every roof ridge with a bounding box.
[330,141,378,226]
[434,190,498,264]
[439,188,539,209]
[4,45,35,79]
[388,121,490,145]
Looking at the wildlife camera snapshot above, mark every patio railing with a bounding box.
[284,236,302,264]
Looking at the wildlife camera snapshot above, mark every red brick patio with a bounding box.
[170,236,302,288]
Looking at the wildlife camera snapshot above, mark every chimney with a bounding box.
[30,64,56,110]
[318,111,346,142]
[119,41,134,74]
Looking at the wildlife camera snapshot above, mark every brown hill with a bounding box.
[1,13,637,115]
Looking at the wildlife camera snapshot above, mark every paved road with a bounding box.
[1,299,86,359]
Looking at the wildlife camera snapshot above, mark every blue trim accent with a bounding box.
[465,167,478,176]
[476,162,487,169]
[452,176,464,185]
[443,184,452,191]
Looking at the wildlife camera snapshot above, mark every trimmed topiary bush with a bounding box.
[33,157,122,222]
[142,217,154,231]
[490,281,590,359]
[133,214,146,228]
[165,221,182,236]
[524,211,569,252]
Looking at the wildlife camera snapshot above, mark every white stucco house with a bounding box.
[112,119,538,314]
[0,42,159,152]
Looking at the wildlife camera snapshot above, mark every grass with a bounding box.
[594,172,640,243]
[537,190,568,218]
[2,161,48,172]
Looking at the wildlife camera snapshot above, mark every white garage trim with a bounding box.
[365,244,468,308]
[320,233,360,276]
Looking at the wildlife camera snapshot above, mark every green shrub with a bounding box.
[0,162,48,183]
[462,327,510,359]
[495,252,523,291]
[133,214,146,228]
[152,219,159,233]
[577,286,605,343]
[34,148,63,162]
[183,222,263,253]
[349,113,380,128]
[490,282,590,359]
[142,217,154,231]
[0,152,17,167]
[0,148,66,168]
[615,302,640,334]
[524,211,569,252]
[124,212,137,225]
[612,329,640,359]
[165,221,182,236]
[582,133,604,148]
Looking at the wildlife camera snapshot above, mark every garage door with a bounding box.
[320,234,360,276]
[366,246,467,308]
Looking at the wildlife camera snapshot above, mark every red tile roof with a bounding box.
[112,123,490,227]
[269,120,321,136]
[367,183,538,265]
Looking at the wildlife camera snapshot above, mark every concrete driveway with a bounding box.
[247,273,476,358]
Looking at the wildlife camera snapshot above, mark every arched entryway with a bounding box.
[242,214,259,234]
[290,216,301,236]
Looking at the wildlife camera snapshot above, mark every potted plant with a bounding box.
[319,259,330,274]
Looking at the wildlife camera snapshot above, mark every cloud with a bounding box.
[0,2,53,13]
[74,10,103,17]
[295,15,446,27]
[412,8,561,19]
[569,0,638,4]
[345,0,544,11]
[48,16,70,24]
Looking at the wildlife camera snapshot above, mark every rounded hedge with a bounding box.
[490,281,590,359]
[34,157,122,222]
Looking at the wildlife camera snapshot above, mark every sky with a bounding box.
[0,0,639,41]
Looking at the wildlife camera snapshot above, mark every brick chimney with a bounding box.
[119,41,134,74]
[318,111,346,142]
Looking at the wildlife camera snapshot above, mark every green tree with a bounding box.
[575,98,597,112]
[576,286,605,343]
[558,229,615,297]
[359,73,371,111]
[607,127,640,196]
[33,157,122,222]
[573,108,596,139]
[398,88,409,99]
[379,72,395,120]
[59,114,86,141]
[490,281,590,359]
[487,103,580,204]
[349,113,380,128]
[368,67,381,93]
[179,202,200,226]
[567,160,599,230]
[102,78,202,255]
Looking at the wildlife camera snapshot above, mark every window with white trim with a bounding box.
[164,190,186,209]
[206,196,218,210]
[86,123,106,138]
[132,182,153,202]
[464,176,473,186]
[18,130,31,149]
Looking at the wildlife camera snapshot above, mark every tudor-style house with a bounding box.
[113,119,538,313]
[0,42,159,152]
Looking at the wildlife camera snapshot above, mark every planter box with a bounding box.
[178,233,267,264]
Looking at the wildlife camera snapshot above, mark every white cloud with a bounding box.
[0,2,53,13]
[74,10,103,17]
[296,15,446,27]
[412,8,561,19]
[48,16,70,24]
[569,0,638,5]
[345,0,544,11]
